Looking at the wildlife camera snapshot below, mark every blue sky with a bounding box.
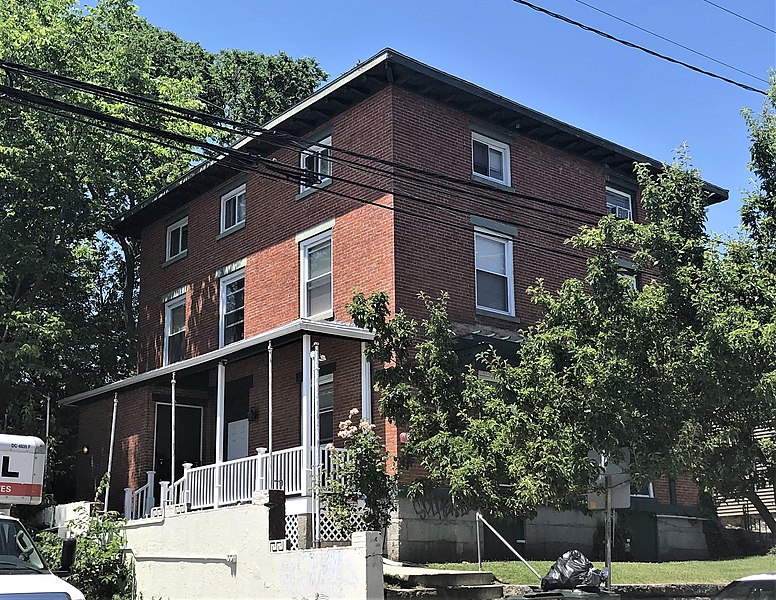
[137,0,774,236]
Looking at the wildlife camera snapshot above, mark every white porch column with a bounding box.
[215,360,226,508]
[104,392,118,514]
[310,342,321,548]
[170,372,177,485]
[360,342,372,423]
[267,340,274,488]
[301,334,312,496]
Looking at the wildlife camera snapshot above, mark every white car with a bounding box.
[0,515,84,600]
[715,573,776,600]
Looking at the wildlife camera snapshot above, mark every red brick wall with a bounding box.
[653,474,700,506]
[137,88,396,373]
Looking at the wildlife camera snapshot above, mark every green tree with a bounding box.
[0,0,326,499]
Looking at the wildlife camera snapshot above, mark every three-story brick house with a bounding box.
[62,49,727,561]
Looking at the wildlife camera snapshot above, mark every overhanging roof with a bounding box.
[111,48,728,237]
[60,319,373,406]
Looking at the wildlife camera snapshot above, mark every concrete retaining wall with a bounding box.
[125,493,383,600]
[656,516,709,561]
[525,508,599,559]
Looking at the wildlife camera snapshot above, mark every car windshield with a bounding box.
[0,519,46,572]
[716,579,776,600]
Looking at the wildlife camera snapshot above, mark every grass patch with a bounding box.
[428,556,775,585]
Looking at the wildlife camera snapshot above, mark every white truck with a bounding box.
[0,434,85,600]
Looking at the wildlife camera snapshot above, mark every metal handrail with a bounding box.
[475,512,542,581]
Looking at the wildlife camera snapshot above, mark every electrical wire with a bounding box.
[573,0,769,84]
[0,84,593,263]
[510,0,767,95]
[0,59,647,224]
[699,0,776,35]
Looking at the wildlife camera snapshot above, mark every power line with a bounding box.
[1,59,616,227]
[510,0,767,95]
[699,0,776,35]
[574,0,769,84]
[0,83,594,264]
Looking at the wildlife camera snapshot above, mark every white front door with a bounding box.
[226,418,249,461]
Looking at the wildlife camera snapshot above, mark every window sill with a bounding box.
[217,221,246,240]
[475,307,520,323]
[471,173,514,192]
[304,309,334,322]
[163,251,188,268]
[295,178,332,202]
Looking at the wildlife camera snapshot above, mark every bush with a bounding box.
[319,408,398,535]
[36,507,133,600]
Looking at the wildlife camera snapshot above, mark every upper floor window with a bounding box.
[166,217,188,262]
[220,269,245,347]
[606,187,633,221]
[221,184,246,234]
[164,295,186,365]
[472,132,511,186]
[300,231,332,319]
[300,136,332,193]
[474,227,514,316]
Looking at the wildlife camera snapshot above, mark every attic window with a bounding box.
[472,132,511,186]
[300,136,332,193]
[221,184,246,235]
[606,187,633,221]
[166,217,188,261]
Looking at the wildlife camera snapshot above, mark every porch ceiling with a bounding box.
[60,319,373,406]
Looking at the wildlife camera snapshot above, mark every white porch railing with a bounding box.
[123,471,155,520]
[126,445,348,520]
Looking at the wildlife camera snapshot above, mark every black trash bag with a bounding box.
[540,550,604,592]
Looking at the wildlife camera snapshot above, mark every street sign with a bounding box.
[0,435,46,506]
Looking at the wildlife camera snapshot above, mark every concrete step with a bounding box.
[385,583,504,600]
[385,569,495,588]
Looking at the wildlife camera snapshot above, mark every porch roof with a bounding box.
[60,319,373,406]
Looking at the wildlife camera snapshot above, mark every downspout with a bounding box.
[301,335,312,497]
[311,342,321,547]
[171,372,176,486]
[104,392,118,513]
[215,360,226,508]
[267,340,273,488]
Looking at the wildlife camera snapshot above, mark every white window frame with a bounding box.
[300,230,333,319]
[631,481,654,498]
[220,183,246,234]
[606,186,633,221]
[472,132,511,186]
[166,216,188,261]
[474,227,515,317]
[163,295,186,366]
[219,269,245,348]
[318,373,334,444]
[300,135,332,193]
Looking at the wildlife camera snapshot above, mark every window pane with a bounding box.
[308,241,331,279]
[473,141,489,176]
[224,197,236,229]
[488,147,504,180]
[235,193,246,224]
[170,304,185,333]
[224,322,244,345]
[319,147,332,177]
[180,224,188,252]
[606,190,631,210]
[169,230,180,257]
[477,271,508,312]
[168,331,185,364]
[226,279,245,312]
[319,409,334,443]
[476,236,507,275]
[319,382,334,410]
[307,274,332,316]
[225,308,244,327]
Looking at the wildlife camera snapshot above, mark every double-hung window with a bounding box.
[606,187,633,221]
[300,136,332,193]
[472,132,511,186]
[300,231,332,319]
[166,217,188,261]
[319,374,334,444]
[220,270,245,347]
[221,184,246,234]
[474,228,515,316]
[164,295,186,365]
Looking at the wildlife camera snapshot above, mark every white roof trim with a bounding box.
[60,319,373,406]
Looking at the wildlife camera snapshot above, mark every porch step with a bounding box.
[384,563,503,600]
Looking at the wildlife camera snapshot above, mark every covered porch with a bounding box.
[61,318,375,528]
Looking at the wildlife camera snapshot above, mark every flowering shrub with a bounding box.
[319,408,398,534]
